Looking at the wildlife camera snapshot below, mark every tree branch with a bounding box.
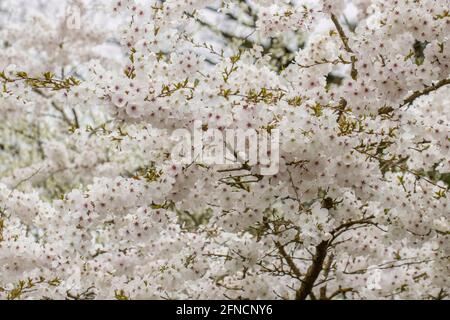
[296,241,329,300]
[275,241,303,280]
[401,78,450,107]
[330,14,354,54]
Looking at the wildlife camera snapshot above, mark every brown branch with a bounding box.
[331,216,376,239]
[330,14,354,54]
[330,14,358,80]
[319,253,334,299]
[296,241,329,300]
[401,78,450,107]
[343,256,444,275]
[51,102,73,127]
[328,287,355,300]
[71,108,80,129]
[294,216,380,300]
[185,12,254,49]
[275,241,303,280]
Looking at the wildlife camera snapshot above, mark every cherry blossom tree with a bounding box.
[0,0,448,300]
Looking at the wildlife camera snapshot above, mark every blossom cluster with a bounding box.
[0,0,448,300]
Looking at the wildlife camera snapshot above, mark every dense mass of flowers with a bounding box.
[0,0,449,300]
